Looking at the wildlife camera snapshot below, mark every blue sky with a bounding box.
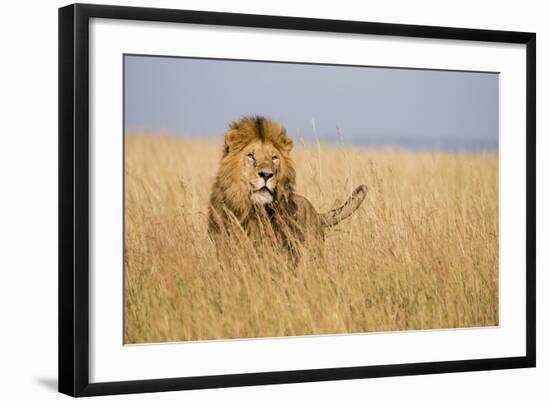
[124,55,499,152]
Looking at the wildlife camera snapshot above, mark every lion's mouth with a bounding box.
[257,186,273,196]
[251,186,274,205]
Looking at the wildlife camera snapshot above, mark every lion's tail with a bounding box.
[320,185,368,228]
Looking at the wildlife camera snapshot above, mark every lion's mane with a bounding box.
[208,116,297,234]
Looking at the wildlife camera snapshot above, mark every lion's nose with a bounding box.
[258,171,273,182]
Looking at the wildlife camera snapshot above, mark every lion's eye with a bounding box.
[272,156,279,162]
[247,153,255,161]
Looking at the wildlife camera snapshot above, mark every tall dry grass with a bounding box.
[124,134,498,344]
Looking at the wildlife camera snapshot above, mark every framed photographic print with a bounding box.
[58,3,536,397]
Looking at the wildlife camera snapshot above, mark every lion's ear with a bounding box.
[279,135,293,154]
[223,129,241,154]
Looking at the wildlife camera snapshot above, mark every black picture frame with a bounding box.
[59,3,536,397]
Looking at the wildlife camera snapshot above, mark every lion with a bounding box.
[208,116,367,262]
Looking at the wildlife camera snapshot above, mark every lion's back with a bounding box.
[292,194,324,241]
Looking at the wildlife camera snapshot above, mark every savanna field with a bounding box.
[124,134,499,344]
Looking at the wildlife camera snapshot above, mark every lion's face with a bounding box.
[241,141,283,205]
[216,116,296,211]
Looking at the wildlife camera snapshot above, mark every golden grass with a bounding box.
[124,134,498,344]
